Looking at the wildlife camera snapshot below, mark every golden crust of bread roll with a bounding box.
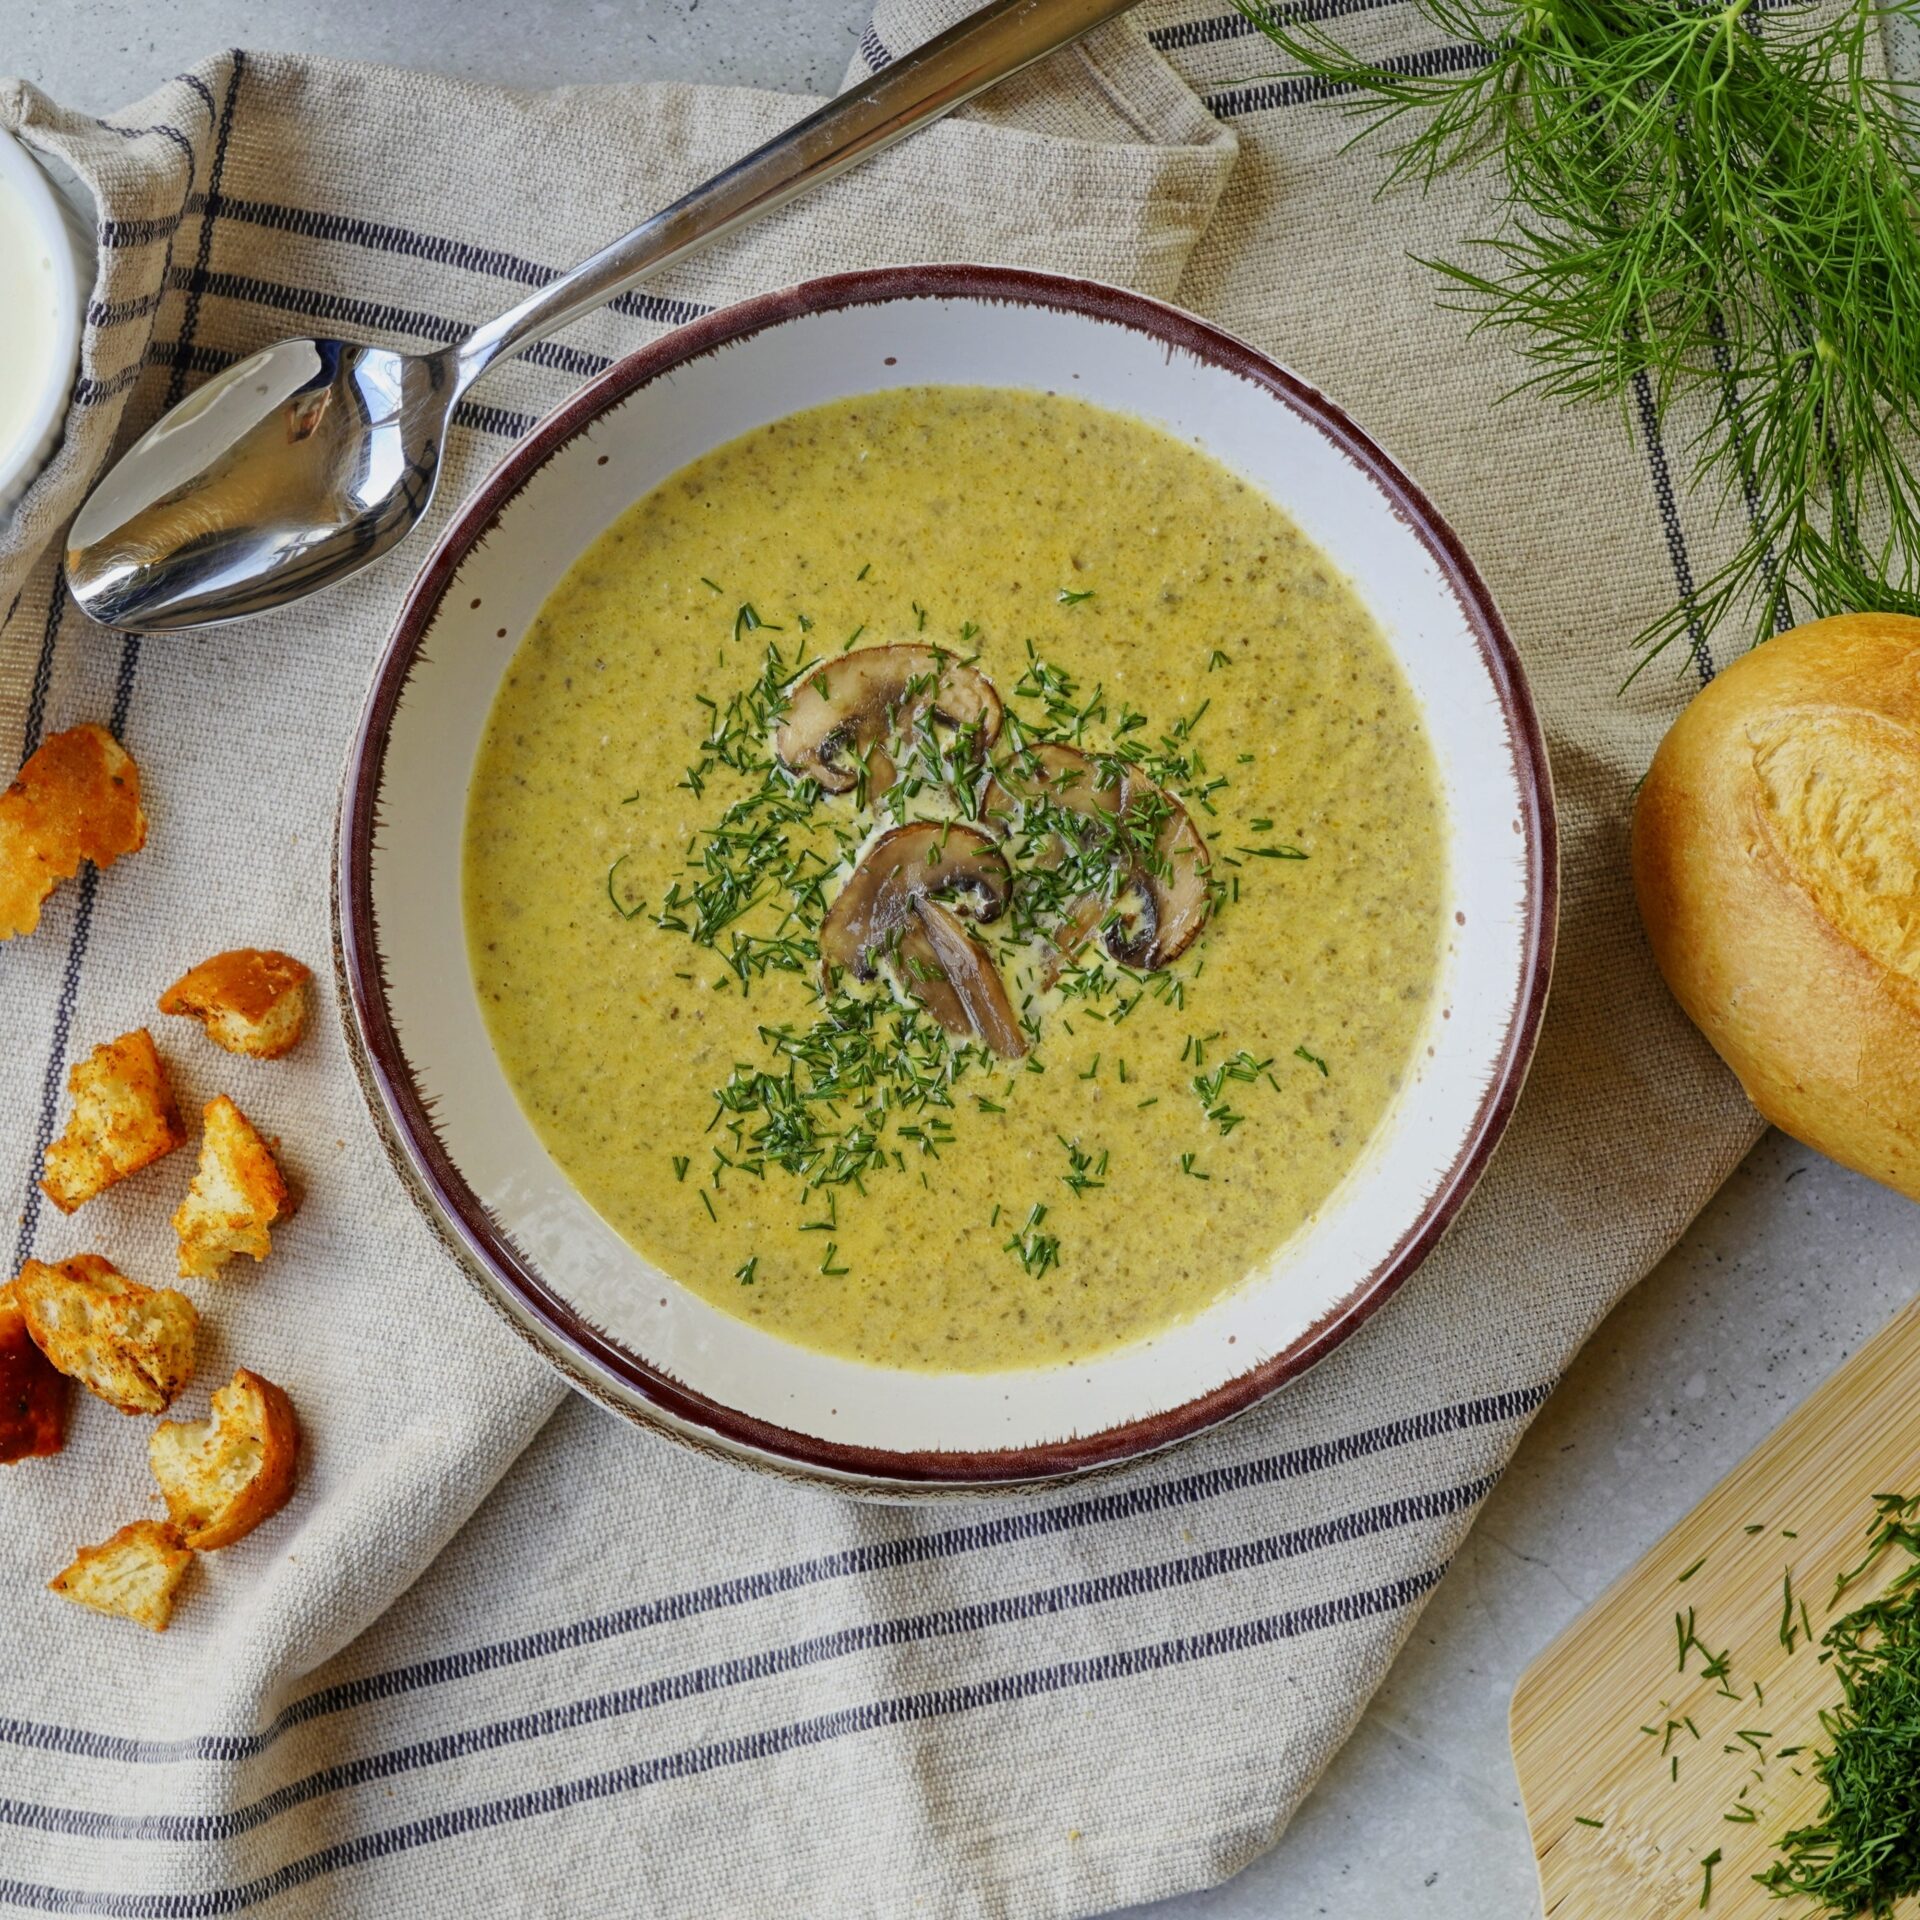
[1632,611,1920,1201]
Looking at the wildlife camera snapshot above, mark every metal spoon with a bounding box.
[66,0,1137,633]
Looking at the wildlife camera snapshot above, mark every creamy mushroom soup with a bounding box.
[463,388,1447,1371]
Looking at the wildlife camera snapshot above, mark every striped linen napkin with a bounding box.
[0,1,1843,1911]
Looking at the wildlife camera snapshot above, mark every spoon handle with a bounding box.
[454,0,1139,388]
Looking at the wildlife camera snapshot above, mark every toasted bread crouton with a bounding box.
[149,1369,300,1549]
[173,1096,291,1278]
[16,1255,197,1414]
[0,1279,68,1462]
[159,949,312,1060]
[40,1028,186,1214]
[0,724,147,941]
[49,1520,192,1632]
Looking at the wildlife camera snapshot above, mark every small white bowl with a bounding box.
[339,267,1556,1494]
[0,131,93,519]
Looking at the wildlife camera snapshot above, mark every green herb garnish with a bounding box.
[1003,1203,1060,1276]
[1240,0,1920,664]
[1759,1493,1920,1916]
[606,853,645,921]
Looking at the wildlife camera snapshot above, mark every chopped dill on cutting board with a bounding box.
[1757,1493,1920,1918]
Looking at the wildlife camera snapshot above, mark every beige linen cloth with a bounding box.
[0,1,1809,1911]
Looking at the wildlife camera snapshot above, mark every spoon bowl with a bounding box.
[63,0,1140,633]
[66,339,452,631]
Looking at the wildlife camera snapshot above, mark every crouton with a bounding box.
[40,1028,186,1213]
[49,1520,192,1632]
[15,1254,197,1414]
[0,1279,68,1462]
[149,1368,300,1549]
[172,1096,291,1277]
[0,724,147,941]
[159,948,312,1060]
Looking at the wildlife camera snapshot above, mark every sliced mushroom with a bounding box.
[983,741,1212,971]
[776,646,1003,797]
[981,741,1122,841]
[1102,792,1212,970]
[819,822,1026,1056]
[902,899,1027,1060]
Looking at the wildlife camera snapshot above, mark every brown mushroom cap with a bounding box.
[982,741,1122,837]
[983,742,1212,970]
[775,646,1003,796]
[819,822,1026,1056]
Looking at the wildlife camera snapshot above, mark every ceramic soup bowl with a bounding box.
[338,265,1556,1494]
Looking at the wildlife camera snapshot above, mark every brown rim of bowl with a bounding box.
[338,262,1558,1489]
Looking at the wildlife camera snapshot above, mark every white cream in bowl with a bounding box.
[0,132,91,518]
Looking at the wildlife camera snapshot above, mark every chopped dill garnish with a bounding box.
[1760,1492,1920,1916]
[1698,1848,1720,1908]
[733,602,782,645]
[1059,1136,1109,1196]
[671,1155,689,1183]
[1003,1204,1060,1276]
[1177,1152,1210,1180]
[1191,1048,1274,1135]
[735,1256,758,1286]
[1056,586,1095,606]
[1679,1556,1708,1584]
[622,613,1255,1260]
[1295,1045,1329,1077]
[606,853,646,921]
[1573,1815,1603,1830]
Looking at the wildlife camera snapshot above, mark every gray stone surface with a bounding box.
[7,5,1918,1915]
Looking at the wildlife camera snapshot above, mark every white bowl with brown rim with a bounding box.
[337,265,1556,1494]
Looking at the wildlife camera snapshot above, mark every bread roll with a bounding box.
[1632,612,1920,1201]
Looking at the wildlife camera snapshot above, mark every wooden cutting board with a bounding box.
[1511,1292,1920,1918]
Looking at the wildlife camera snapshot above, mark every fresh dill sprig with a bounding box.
[1240,0,1920,665]
[1003,1202,1061,1275]
[1758,1492,1920,1916]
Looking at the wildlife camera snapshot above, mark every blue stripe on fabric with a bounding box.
[0,1565,1444,1916]
[93,119,199,181]
[858,23,893,71]
[1630,368,1714,684]
[1149,0,1408,55]
[160,267,613,378]
[0,1382,1548,1768]
[98,213,183,248]
[1204,38,1492,115]
[1,1480,1490,1843]
[161,52,243,413]
[169,197,712,329]
[8,632,140,1271]
[174,71,219,125]
[8,57,239,1269]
